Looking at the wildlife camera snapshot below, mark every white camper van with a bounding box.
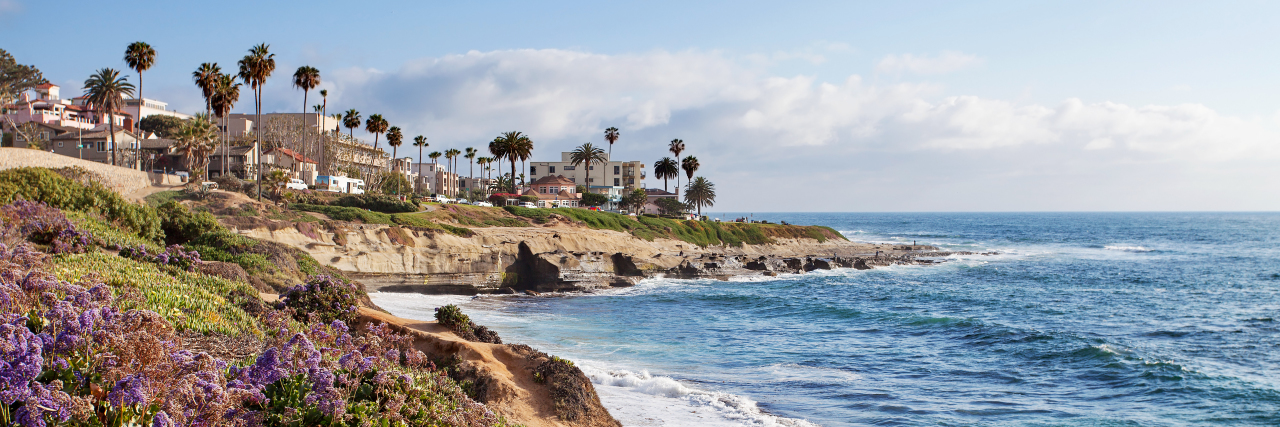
[315,176,366,194]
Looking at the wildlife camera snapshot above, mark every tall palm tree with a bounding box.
[491,131,532,192]
[668,139,685,194]
[684,176,716,218]
[570,142,607,200]
[365,114,388,151]
[604,127,619,158]
[83,68,134,166]
[386,126,403,166]
[654,157,679,194]
[681,156,700,184]
[465,147,476,193]
[192,63,220,117]
[428,151,442,195]
[318,89,328,171]
[238,43,276,200]
[413,135,428,178]
[342,109,361,139]
[386,126,403,194]
[124,41,155,170]
[444,148,461,197]
[210,73,240,178]
[292,66,320,163]
[488,136,509,188]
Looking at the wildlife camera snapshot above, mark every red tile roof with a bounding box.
[265,147,317,164]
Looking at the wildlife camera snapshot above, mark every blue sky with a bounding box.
[4,1,1279,211]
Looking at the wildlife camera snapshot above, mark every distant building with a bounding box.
[527,152,645,191]
[264,147,318,183]
[408,162,488,196]
[524,175,581,207]
[123,98,192,121]
[642,188,679,215]
[3,83,118,132]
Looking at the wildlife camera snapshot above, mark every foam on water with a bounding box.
[1104,245,1154,252]
[369,291,817,426]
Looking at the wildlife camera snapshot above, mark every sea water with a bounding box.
[370,213,1280,426]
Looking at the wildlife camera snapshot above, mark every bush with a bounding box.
[580,192,608,207]
[277,275,361,324]
[119,244,202,271]
[333,193,418,213]
[156,200,220,245]
[435,304,501,344]
[212,174,242,192]
[0,167,163,241]
[0,200,92,253]
[518,195,539,204]
[292,204,394,224]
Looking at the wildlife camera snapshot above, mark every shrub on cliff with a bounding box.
[277,275,361,324]
[0,167,163,241]
[156,200,219,245]
[0,200,92,253]
[436,304,502,344]
[333,193,419,213]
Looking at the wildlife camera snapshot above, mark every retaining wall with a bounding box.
[0,148,153,196]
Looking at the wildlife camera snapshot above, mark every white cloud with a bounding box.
[875,51,984,75]
[245,48,1280,210]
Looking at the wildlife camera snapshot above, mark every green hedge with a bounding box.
[0,167,163,241]
[333,194,419,213]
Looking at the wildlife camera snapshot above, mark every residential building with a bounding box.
[527,152,645,191]
[264,147,318,183]
[207,145,258,179]
[3,83,108,131]
[122,98,192,121]
[409,162,487,196]
[524,175,581,207]
[642,188,679,215]
[225,113,341,135]
[48,129,142,164]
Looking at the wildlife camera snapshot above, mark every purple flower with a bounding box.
[152,411,174,427]
[0,320,42,405]
[108,374,149,407]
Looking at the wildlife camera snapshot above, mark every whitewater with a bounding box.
[372,212,1280,426]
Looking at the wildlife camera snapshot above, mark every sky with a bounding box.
[3,0,1279,212]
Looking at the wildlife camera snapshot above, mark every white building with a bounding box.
[122,98,192,121]
[527,152,645,191]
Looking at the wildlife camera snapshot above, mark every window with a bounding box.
[589,166,594,170]
[614,165,620,174]
[564,166,575,171]
[530,166,537,175]
[97,142,106,152]
[549,166,555,173]
[57,141,64,148]
[614,178,620,186]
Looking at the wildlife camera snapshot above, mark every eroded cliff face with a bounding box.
[236,222,944,294]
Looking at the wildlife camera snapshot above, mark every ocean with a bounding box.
[370,212,1280,426]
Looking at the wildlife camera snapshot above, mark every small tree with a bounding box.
[581,192,608,207]
[138,115,185,138]
[655,198,687,217]
[622,188,647,213]
[379,172,412,195]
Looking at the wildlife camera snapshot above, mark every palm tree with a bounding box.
[684,176,716,218]
[318,88,328,171]
[292,66,320,165]
[570,143,607,202]
[681,156,700,184]
[490,131,532,192]
[444,148,461,197]
[654,157,679,194]
[465,147,476,193]
[428,151,442,195]
[342,109,361,139]
[668,139,685,193]
[238,43,276,200]
[83,68,134,166]
[386,126,403,194]
[192,63,220,117]
[174,114,218,180]
[210,73,240,178]
[488,136,508,188]
[604,127,619,158]
[124,41,155,170]
[413,135,428,178]
[365,114,388,152]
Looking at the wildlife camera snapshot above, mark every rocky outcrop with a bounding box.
[235,221,983,294]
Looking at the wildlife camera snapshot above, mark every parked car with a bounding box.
[472,201,493,207]
[284,179,307,190]
[520,202,538,209]
[455,198,469,204]
[432,195,452,203]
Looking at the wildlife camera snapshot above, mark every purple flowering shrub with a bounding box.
[0,201,91,254]
[118,244,202,271]
[2,243,510,427]
[276,275,361,325]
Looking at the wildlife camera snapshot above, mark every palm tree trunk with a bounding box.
[256,86,262,200]
[136,72,143,170]
[108,112,117,166]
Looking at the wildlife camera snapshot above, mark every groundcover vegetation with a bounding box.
[0,169,514,426]
[502,206,845,246]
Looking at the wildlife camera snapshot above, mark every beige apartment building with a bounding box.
[527,152,645,191]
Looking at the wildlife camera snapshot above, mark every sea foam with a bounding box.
[581,365,820,427]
